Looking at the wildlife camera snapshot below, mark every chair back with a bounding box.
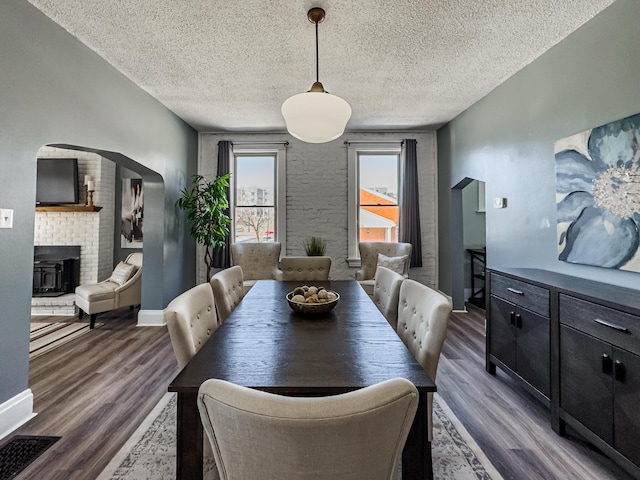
[210,266,245,323]
[197,378,418,480]
[281,256,331,281]
[357,242,412,281]
[397,279,451,440]
[166,283,218,368]
[372,266,405,329]
[230,242,283,281]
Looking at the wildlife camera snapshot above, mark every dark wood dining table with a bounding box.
[168,280,436,480]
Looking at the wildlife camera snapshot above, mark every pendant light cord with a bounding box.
[315,20,319,83]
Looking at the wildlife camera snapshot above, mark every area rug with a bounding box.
[29,322,101,359]
[98,393,504,480]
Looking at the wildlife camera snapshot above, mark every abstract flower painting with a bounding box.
[555,113,640,272]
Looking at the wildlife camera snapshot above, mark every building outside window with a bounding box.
[358,153,400,242]
[232,145,286,249]
[347,143,402,266]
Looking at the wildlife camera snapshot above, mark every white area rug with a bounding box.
[98,392,503,479]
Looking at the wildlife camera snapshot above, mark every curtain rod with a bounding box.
[231,141,289,146]
[343,140,405,145]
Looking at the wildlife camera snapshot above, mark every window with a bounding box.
[232,145,286,250]
[347,143,401,266]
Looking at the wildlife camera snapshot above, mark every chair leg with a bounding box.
[90,314,97,329]
[78,309,84,320]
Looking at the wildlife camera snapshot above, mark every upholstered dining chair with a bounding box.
[356,242,412,295]
[230,242,283,293]
[197,377,418,480]
[209,266,245,324]
[165,283,219,369]
[372,266,405,330]
[280,256,331,282]
[166,283,221,480]
[396,279,452,441]
[75,252,143,329]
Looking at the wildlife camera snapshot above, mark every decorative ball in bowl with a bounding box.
[286,285,340,315]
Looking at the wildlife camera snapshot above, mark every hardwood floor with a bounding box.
[7,308,180,480]
[3,303,632,479]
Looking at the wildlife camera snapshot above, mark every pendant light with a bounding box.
[281,7,352,144]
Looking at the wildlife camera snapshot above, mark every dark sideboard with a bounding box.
[486,268,640,479]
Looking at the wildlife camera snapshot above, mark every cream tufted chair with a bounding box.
[197,377,418,480]
[166,283,221,479]
[396,279,451,441]
[356,242,412,295]
[280,256,331,282]
[210,266,245,324]
[76,252,143,329]
[230,242,283,293]
[372,266,405,330]
[165,283,219,369]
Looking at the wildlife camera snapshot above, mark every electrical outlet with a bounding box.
[493,197,507,209]
[0,209,14,228]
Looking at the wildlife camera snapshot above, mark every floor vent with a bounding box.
[0,435,60,480]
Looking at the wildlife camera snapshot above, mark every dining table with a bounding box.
[168,279,436,480]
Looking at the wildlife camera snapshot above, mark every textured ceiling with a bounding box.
[28,0,615,132]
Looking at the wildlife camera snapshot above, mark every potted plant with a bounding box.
[304,236,326,256]
[177,174,231,281]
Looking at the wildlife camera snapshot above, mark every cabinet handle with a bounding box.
[514,313,522,329]
[507,288,524,295]
[614,360,626,382]
[593,318,629,333]
[601,353,612,375]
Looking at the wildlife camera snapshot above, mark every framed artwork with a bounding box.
[121,178,143,248]
[555,112,640,272]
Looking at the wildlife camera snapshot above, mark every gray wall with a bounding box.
[0,0,197,407]
[438,0,640,306]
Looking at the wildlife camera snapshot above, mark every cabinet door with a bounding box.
[560,325,613,444]
[613,348,640,466]
[490,295,516,370]
[516,307,550,397]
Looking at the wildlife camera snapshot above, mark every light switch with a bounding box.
[0,209,14,228]
[493,198,507,209]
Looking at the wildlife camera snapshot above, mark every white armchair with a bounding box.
[75,252,142,329]
[230,242,283,293]
[356,242,412,295]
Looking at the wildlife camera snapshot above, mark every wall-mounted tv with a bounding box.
[36,158,79,206]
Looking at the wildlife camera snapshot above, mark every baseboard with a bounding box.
[137,309,166,327]
[0,389,36,441]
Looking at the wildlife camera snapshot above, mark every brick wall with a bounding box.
[198,132,438,288]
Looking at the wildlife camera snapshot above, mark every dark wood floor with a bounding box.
[3,303,633,479]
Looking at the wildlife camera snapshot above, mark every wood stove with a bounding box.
[33,246,80,297]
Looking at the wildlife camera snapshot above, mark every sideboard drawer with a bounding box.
[560,294,640,356]
[490,273,549,316]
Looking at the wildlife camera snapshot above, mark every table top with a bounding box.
[169,280,435,395]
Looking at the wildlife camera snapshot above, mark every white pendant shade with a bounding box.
[282,91,352,143]
[282,7,352,144]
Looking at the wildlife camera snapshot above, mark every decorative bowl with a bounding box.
[286,290,340,315]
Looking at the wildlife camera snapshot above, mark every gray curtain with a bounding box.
[399,139,422,267]
[213,140,232,268]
